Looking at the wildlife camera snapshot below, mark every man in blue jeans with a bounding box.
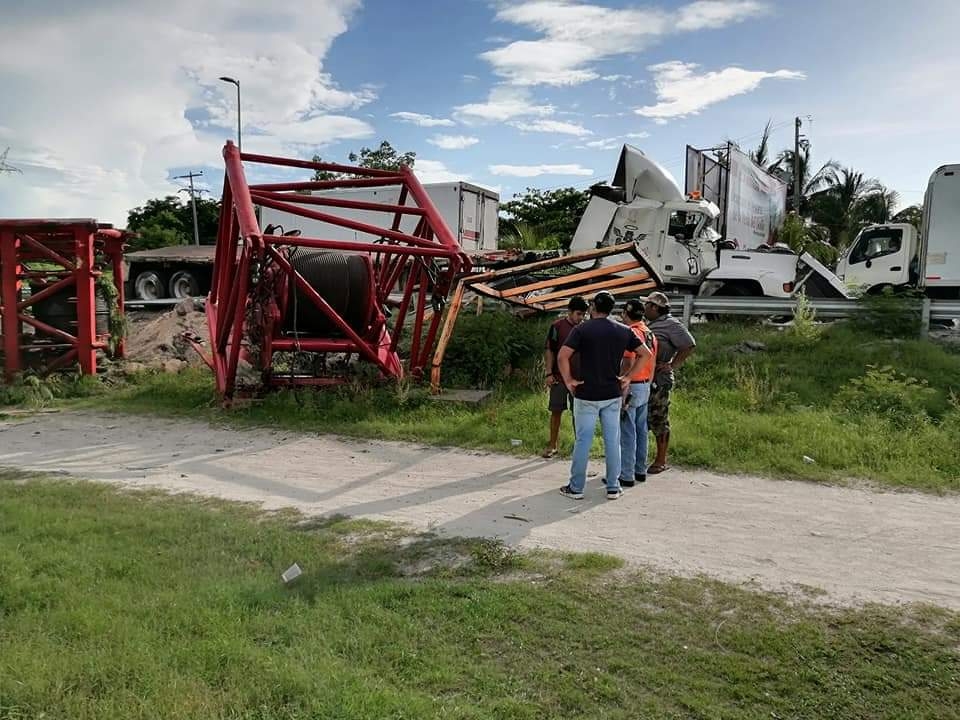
[618,298,657,487]
[556,291,651,500]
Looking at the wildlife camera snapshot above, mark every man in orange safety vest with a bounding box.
[618,298,658,487]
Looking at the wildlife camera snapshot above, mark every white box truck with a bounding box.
[836,165,960,299]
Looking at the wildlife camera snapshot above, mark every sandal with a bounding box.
[647,464,670,475]
[541,447,558,459]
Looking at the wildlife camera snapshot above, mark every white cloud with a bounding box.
[427,134,480,150]
[483,0,768,86]
[579,138,622,150]
[454,86,555,122]
[389,111,456,127]
[489,163,594,177]
[676,0,768,31]
[415,159,469,184]
[635,61,804,119]
[509,119,593,136]
[601,74,632,82]
[0,0,373,224]
[259,115,374,145]
[626,131,651,139]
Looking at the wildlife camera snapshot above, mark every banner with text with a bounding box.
[725,148,787,249]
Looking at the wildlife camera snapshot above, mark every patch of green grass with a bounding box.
[71,321,960,492]
[1,474,958,719]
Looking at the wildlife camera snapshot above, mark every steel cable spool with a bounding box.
[282,251,375,336]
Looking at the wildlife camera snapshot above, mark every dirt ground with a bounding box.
[2,410,958,610]
[123,300,209,370]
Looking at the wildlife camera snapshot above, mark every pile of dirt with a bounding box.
[124,299,209,372]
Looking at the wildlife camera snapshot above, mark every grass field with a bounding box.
[1,472,958,719]
[52,320,960,493]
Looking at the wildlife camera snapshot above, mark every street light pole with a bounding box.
[174,171,204,246]
[218,76,241,153]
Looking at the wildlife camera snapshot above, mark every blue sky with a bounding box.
[2,0,958,225]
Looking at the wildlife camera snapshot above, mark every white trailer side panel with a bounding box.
[922,165,960,288]
[481,189,499,250]
[257,182,499,252]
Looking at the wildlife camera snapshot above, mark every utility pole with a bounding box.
[174,171,204,246]
[793,116,802,213]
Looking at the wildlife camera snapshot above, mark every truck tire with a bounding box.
[169,270,200,299]
[134,270,167,300]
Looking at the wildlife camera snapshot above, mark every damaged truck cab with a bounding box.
[570,145,848,300]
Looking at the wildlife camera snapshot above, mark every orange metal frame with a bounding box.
[430,241,659,392]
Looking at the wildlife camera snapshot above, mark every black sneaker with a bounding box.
[635,474,647,483]
[559,485,584,500]
[606,488,624,500]
[619,477,636,488]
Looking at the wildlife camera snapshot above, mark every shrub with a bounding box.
[833,365,934,429]
[851,287,923,338]
[442,310,548,388]
[790,292,823,345]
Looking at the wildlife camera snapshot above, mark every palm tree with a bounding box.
[854,187,900,225]
[749,120,773,168]
[769,142,838,214]
[807,167,894,246]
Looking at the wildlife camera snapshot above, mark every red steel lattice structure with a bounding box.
[0,219,127,381]
[205,142,470,399]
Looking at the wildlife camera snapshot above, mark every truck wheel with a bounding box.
[134,270,166,300]
[169,270,200,299]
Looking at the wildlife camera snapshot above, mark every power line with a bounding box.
[0,147,22,175]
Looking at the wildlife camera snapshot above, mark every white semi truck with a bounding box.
[125,180,499,301]
[836,165,960,299]
[569,145,848,299]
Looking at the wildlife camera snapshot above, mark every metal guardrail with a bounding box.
[124,293,960,338]
[669,294,960,336]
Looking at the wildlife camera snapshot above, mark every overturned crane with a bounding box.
[200,142,470,400]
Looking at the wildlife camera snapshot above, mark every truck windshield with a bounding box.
[668,211,704,241]
[849,228,902,264]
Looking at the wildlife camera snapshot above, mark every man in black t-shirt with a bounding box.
[542,296,588,458]
[557,291,651,500]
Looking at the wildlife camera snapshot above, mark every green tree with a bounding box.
[127,195,221,246]
[807,167,896,247]
[311,141,416,181]
[748,119,774,168]
[892,204,923,232]
[500,187,590,251]
[777,213,838,267]
[769,143,838,214]
[126,211,188,252]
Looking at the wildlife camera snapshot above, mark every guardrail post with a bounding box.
[682,294,693,326]
[920,297,931,338]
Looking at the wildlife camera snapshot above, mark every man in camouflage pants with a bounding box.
[642,292,696,474]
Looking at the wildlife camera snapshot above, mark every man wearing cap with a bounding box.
[618,299,658,487]
[542,296,588,458]
[643,291,696,474]
[556,291,652,500]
